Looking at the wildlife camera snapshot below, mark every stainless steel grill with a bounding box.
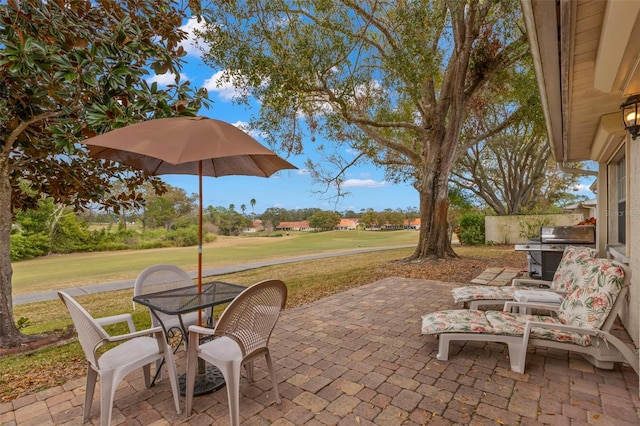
[515,225,595,280]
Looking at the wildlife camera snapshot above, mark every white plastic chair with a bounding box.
[134,264,212,350]
[185,279,288,425]
[58,291,181,426]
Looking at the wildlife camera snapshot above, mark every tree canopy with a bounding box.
[452,121,584,214]
[194,0,530,260]
[0,0,208,347]
[308,210,341,230]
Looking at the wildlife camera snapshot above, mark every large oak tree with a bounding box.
[194,0,530,260]
[0,0,208,348]
[451,120,583,215]
[449,58,584,215]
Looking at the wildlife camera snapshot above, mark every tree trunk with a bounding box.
[0,152,28,348]
[411,164,458,260]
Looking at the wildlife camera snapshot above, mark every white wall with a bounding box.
[485,214,585,244]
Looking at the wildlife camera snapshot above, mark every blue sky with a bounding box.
[145,18,595,214]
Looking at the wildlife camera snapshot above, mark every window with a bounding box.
[607,146,627,249]
[616,157,626,245]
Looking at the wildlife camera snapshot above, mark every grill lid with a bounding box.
[540,225,595,244]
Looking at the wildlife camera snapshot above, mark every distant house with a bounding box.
[242,220,264,233]
[276,221,313,231]
[380,222,403,230]
[334,218,359,230]
[563,199,596,222]
[404,218,420,230]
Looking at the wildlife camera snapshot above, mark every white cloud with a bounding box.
[179,17,207,57]
[232,120,264,140]
[296,169,309,175]
[572,182,596,197]
[232,120,249,129]
[147,72,188,86]
[202,70,244,101]
[343,179,388,188]
[354,79,382,99]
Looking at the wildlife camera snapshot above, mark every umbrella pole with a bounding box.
[197,161,206,376]
[198,160,203,326]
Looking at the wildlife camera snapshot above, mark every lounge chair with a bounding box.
[422,257,639,375]
[451,245,598,309]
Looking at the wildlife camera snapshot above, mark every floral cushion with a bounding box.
[421,310,493,334]
[452,246,597,305]
[548,245,598,292]
[485,311,592,346]
[451,285,514,304]
[557,258,625,329]
[423,258,625,347]
[422,309,593,346]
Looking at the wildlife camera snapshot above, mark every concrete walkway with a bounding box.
[13,245,414,305]
[2,275,638,425]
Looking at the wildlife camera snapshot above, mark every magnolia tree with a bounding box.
[194,0,530,260]
[0,0,208,348]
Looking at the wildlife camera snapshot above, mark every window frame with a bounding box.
[607,145,628,250]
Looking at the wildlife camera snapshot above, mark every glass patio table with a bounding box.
[133,280,247,396]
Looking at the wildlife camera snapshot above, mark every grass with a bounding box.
[11,230,418,293]
[3,246,419,402]
[11,247,418,336]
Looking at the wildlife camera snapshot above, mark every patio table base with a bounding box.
[178,365,225,396]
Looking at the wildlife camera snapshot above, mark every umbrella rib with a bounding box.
[209,158,217,176]
[150,161,163,175]
[250,155,270,177]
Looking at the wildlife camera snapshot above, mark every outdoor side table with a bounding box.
[133,281,247,396]
[512,289,564,314]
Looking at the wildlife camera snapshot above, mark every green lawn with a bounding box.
[11,230,418,294]
[4,245,420,402]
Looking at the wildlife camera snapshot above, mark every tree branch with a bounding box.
[4,110,69,156]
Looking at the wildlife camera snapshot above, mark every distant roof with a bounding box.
[563,199,597,210]
[277,221,310,228]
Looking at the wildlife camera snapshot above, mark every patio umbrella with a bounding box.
[83,115,297,311]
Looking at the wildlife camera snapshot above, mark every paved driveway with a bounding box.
[2,277,639,425]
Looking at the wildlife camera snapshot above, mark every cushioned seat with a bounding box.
[451,245,598,309]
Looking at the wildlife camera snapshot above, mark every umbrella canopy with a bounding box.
[83,116,297,312]
[84,116,295,177]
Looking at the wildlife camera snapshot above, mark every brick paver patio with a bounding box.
[1,276,638,425]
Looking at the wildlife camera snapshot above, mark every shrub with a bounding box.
[50,213,91,253]
[134,241,171,250]
[92,241,131,251]
[166,225,200,247]
[10,232,50,260]
[518,216,551,239]
[458,213,485,245]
